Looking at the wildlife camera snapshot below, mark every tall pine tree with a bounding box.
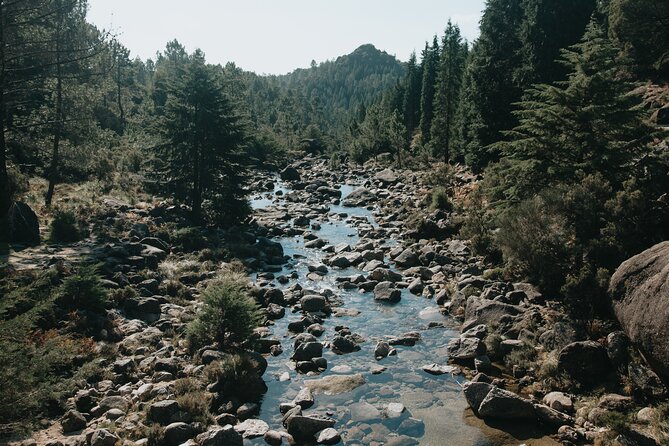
[430,21,467,163]
[418,37,439,145]
[157,50,248,225]
[456,0,525,169]
[402,52,422,139]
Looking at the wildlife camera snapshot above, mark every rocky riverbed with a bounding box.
[7,156,667,446]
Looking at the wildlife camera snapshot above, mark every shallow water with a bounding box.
[248,180,554,446]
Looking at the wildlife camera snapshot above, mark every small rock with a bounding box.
[316,427,341,445]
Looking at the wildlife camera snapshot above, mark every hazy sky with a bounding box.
[87,1,485,75]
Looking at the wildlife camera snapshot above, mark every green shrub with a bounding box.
[204,353,264,387]
[55,264,108,313]
[496,191,571,295]
[459,187,499,259]
[172,227,208,252]
[50,209,84,243]
[187,273,261,350]
[430,188,453,212]
[504,343,538,369]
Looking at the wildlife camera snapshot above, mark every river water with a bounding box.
[248,181,549,446]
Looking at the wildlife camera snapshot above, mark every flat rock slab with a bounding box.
[350,401,381,422]
[305,374,366,395]
[233,419,269,438]
[422,364,460,375]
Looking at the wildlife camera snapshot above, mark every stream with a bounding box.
[247,180,540,445]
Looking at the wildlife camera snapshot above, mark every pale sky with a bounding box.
[87,1,485,75]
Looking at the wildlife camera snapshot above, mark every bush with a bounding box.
[496,191,571,295]
[459,187,498,258]
[172,227,208,252]
[55,264,108,313]
[50,209,84,243]
[430,188,453,212]
[173,378,212,424]
[187,273,261,350]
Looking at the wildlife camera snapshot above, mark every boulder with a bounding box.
[374,341,393,360]
[477,386,536,420]
[147,399,179,425]
[609,241,669,377]
[349,401,381,422]
[305,374,365,395]
[164,422,192,446]
[558,341,610,383]
[292,342,323,362]
[280,167,301,181]
[197,425,243,446]
[463,381,494,415]
[447,337,486,361]
[316,427,341,445]
[90,429,119,446]
[300,295,327,313]
[293,387,314,409]
[373,281,401,303]
[375,168,399,184]
[543,391,573,413]
[342,188,374,207]
[284,415,336,441]
[394,248,419,268]
[8,201,40,245]
[61,409,86,433]
[233,419,269,439]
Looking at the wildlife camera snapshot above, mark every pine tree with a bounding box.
[402,52,422,137]
[516,0,596,86]
[430,21,467,163]
[157,50,248,225]
[490,20,656,203]
[418,37,439,145]
[457,0,525,168]
[609,0,669,78]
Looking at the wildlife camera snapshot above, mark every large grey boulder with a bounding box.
[477,386,536,420]
[609,241,669,378]
[285,415,336,441]
[8,201,40,245]
[197,425,243,446]
[373,281,401,303]
[375,168,399,184]
[557,341,610,383]
[342,188,374,207]
[447,336,486,361]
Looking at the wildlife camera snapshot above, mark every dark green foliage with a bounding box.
[272,44,405,143]
[430,188,453,212]
[430,21,467,162]
[351,104,407,164]
[419,38,440,145]
[459,0,525,166]
[0,268,99,435]
[455,0,595,170]
[402,53,423,138]
[171,227,208,252]
[483,22,669,313]
[516,0,596,85]
[187,273,261,350]
[49,209,83,243]
[156,49,249,225]
[55,264,109,313]
[491,22,655,202]
[609,0,669,79]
